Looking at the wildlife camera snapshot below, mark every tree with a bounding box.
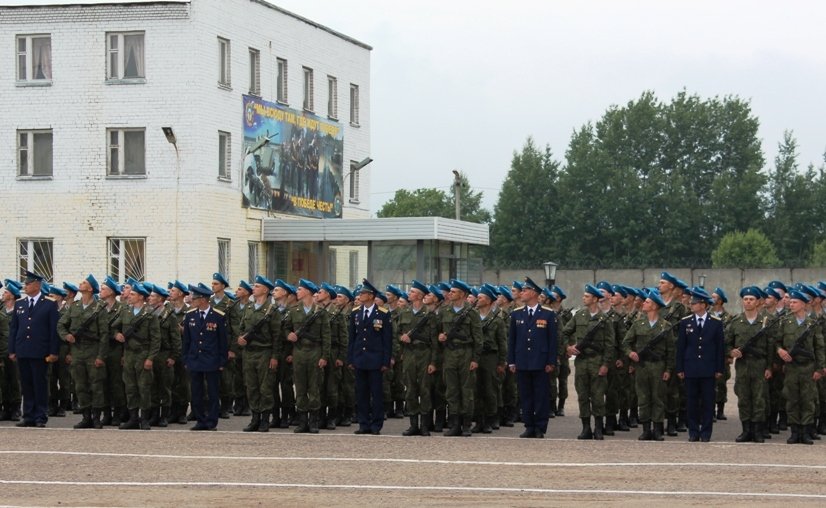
[810,239,826,267]
[376,172,491,223]
[711,229,781,268]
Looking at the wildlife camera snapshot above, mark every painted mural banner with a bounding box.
[242,95,345,218]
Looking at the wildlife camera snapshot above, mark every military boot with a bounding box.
[555,397,566,417]
[778,411,788,431]
[101,407,112,426]
[768,411,779,434]
[593,416,604,440]
[318,407,328,430]
[735,421,752,442]
[434,409,446,432]
[139,409,151,430]
[119,409,140,430]
[502,405,515,427]
[243,412,261,432]
[461,416,473,437]
[233,398,243,416]
[326,407,337,430]
[338,406,352,427]
[617,411,630,431]
[111,406,124,427]
[148,406,160,426]
[308,411,320,433]
[807,424,820,440]
[548,401,556,419]
[716,402,727,420]
[91,408,103,429]
[787,425,800,444]
[176,405,189,425]
[652,422,665,441]
[258,411,271,432]
[393,400,405,419]
[74,408,94,429]
[294,412,310,433]
[157,406,169,427]
[638,421,653,441]
[219,398,231,419]
[402,415,421,436]
[752,422,765,443]
[604,415,616,436]
[818,413,826,435]
[577,417,593,440]
[799,425,814,445]
[420,413,432,437]
[676,410,687,432]
[485,415,497,433]
[444,415,462,436]
[666,415,678,436]
[280,407,293,429]
[628,407,639,428]
[470,415,485,434]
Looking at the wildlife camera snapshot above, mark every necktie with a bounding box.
[364,309,370,322]
[201,311,207,322]
[528,308,534,319]
[29,298,34,311]
[697,317,703,330]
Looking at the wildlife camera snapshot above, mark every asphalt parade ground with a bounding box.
[1,376,825,506]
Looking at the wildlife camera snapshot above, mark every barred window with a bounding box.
[108,238,145,283]
[18,238,53,282]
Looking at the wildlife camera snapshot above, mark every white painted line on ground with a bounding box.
[0,450,824,470]
[0,479,824,499]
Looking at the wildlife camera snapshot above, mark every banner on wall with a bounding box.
[241,95,345,218]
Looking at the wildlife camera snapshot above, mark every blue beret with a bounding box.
[131,282,150,297]
[225,290,236,301]
[479,285,498,301]
[187,283,211,298]
[511,280,524,291]
[273,279,293,295]
[335,285,354,301]
[596,281,614,296]
[166,280,185,295]
[320,282,338,298]
[4,283,21,298]
[713,287,727,304]
[768,280,788,293]
[375,292,387,304]
[809,284,826,299]
[551,285,567,300]
[352,284,363,294]
[360,278,379,295]
[522,276,542,293]
[103,276,122,296]
[254,275,275,291]
[612,285,628,298]
[451,279,472,294]
[4,278,23,291]
[298,278,319,294]
[584,284,603,299]
[675,278,689,290]
[213,272,230,287]
[125,277,139,287]
[428,284,445,301]
[385,284,403,299]
[470,287,479,297]
[788,289,810,303]
[644,288,666,308]
[63,281,79,294]
[688,286,712,305]
[401,292,409,301]
[739,286,761,299]
[818,281,826,293]
[237,280,253,294]
[763,286,779,300]
[410,280,430,295]
[49,286,67,298]
[151,284,169,298]
[755,286,768,299]
[86,274,100,294]
[24,270,46,283]
[40,282,52,296]
[481,283,500,297]
[542,287,557,302]
[497,285,513,302]
[795,283,818,299]
[660,271,679,286]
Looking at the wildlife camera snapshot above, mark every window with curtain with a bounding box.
[106,32,145,80]
[107,128,146,176]
[16,35,52,82]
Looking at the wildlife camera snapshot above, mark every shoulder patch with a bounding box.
[213,309,225,316]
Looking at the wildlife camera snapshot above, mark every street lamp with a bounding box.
[344,157,373,203]
[543,261,558,287]
[698,273,707,289]
[163,127,180,278]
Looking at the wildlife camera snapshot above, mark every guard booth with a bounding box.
[261,217,489,289]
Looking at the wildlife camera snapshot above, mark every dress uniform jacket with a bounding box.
[182,308,229,372]
[9,295,60,359]
[507,305,557,370]
[676,315,725,378]
[348,305,393,370]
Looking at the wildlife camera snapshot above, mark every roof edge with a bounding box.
[250,0,372,51]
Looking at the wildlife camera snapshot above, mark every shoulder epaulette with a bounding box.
[213,309,225,316]
[186,308,198,314]
[45,295,58,302]
[681,314,694,320]
[513,305,525,311]
[378,306,388,313]
[541,305,554,312]
[351,305,362,312]
[709,314,722,321]
[16,296,26,301]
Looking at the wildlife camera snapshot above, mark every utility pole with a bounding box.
[453,169,462,220]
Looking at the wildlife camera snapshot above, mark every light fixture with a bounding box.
[543,261,558,286]
[352,157,373,171]
[161,127,176,145]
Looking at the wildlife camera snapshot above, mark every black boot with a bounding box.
[176,405,189,425]
[676,410,687,432]
[666,415,678,436]
[420,413,432,436]
[318,407,328,430]
[502,405,515,427]
[393,400,405,419]
[74,408,93,429]
[818,413,826,435]
[219,398,231,419]
[326,407,337,430]
[778,411,788,431]
[769,411,779,434]
[157,406,169,428]
[638,421,653,441]
[716,402,727,420]
[294,411,310,433]
[308,411,320,433]
[148,406,160,426]
[628,407,639,428]
[338,406,352,427]
[119,409,140,430]
[577,417,593,440]
[735,421,752,442]
[752,422,765,443]
[593,416,604,440]
[403,415,421,436]
[604,415,616,436]
[243,412,261,432]
[808,424,820,440]
[258,411,271,432]
[556,398,566,417]
[787,424,800,444]
[434,409,446,432]
[101,407,112,426]
[484,415,496,433]
[139,409,151,430]
[91,408,103,429]
[280,407,294,429]
[461,416,472,437]
[799,424,814,445]
[471,415,485,434]
[444,414,462,436]
[652,422,665,441]
[548,401,556,419]
[617,411,630,431]
[112,406,124,427]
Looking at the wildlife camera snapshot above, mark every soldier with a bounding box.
[97,277,125,426]
[564,284,613,440]
[229,281,253,418]
[765,281,789,433]
[710,287,733,421]
[658,272,689,436]
[285,279,331,434]
[62,281,80,414]
[623,289,674,441]
[494,285,514,426]
[146,284,179,427]
[271,279,297,428]
[57,275,108,429]
[209,273,239,420]
[437,279,483,437]
[551,285,573,417]
[48,285,72,417]
[775,289,824,444]
[334,285,356,427]
[1,280,23,421]
[348,279,393,435]
[166,280,191,424]
[473,284,507,434]
[183,283,229,431]
[316,282,346,430]
[111,281,161,430]
[726,286,773,443]
[508,277,557,439]
[385,285,407,419]
[597,281,624,437]
[398,280,437,436]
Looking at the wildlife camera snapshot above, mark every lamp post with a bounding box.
[543,261,558,287]
[452,169,462,220]
[698,273,707,289]
[162,127,180,278]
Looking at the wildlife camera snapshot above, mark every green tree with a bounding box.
[376,172,491,223]
[711,229,781,268]
[810,239,826,267]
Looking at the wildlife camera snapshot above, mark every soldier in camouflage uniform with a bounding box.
[334,285,355,427]
[597,281,627,436]
[271,279,297,428]
[48,286,71,417]
[424,285,447,431]
[765,281,789,433]
[167,280,191,424]
[57,275,108,429]
[472,284,507,434]
[209,273,239,420]
[317,283,346,430]
[623,289,674,441]
[285,279,331,434]
[385,285,407,419]
[776,289,825,444]
[710,287,733,421]
[564,284,614,440]
[398,280,438,436]
[550,285,572,417]
[658,272,689,436]
[146,284,180,427]
[98,277,125,426]
[2,280,24,421]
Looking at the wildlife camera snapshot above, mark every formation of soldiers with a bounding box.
[1,271,825,444]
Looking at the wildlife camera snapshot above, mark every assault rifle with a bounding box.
[789,320,817,364]
[573,314,608,355]
[122,307,151,341]
[70,301,105,338]
[293,306,324,344]
[239,303,277,343]
[738,314,782,359]
[637,320,678,364]
[404,308,434,346]
[444,305,474,351]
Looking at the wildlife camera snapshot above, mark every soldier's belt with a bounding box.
[445,342,472,351]
[407,341,430,349]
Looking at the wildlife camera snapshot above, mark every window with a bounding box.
[249,48,260,95]
[218,131,231,180]
[248,241,260,281]
[108,238,145,283]
[218,238,230,279]
[327,75,338,119]
[350,84,360,126]
[348,251,359,287]
[16,35,52,82]
[18,238,53,282]
[107,128,145,176]
[348,161,361,203]
[17,129,53,177]
[276,58,288,103]
[106,32,145,80]
[303,67,314,111]
[218,37,230,87]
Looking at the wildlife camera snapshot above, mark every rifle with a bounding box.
[239,303,277,343]
[404,307,434,346]
[738,314,782,359]
[481,308,501,333]
[444,305,474,351]
[293,306,324,344]
[789,320,817,364]
[122,307,151,341]
[70,301,105,338]
[637,320,678,364]
[574,314,608,355]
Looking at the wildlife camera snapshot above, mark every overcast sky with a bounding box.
[275,0,826,214]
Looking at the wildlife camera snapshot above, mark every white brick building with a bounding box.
[0,0,372,287]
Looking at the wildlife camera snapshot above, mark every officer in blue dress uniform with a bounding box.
[8,271,60,427]
[507,276,558,438]
[182,283,228,430]
[348,279,393,435]
[676,287,725,442]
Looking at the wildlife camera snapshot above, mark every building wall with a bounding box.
[0,0,371,286]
